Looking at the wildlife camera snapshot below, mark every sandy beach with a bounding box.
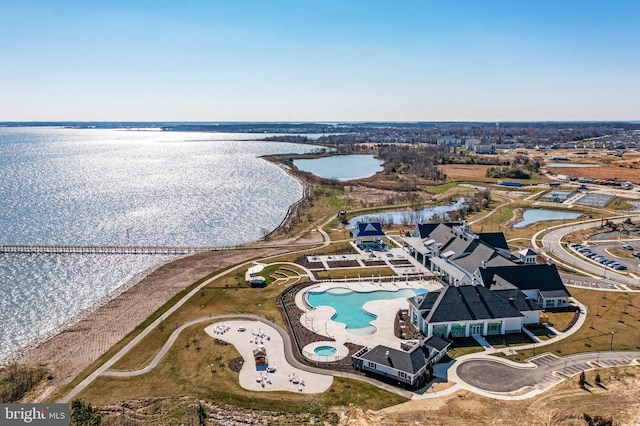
[14,246,297,402]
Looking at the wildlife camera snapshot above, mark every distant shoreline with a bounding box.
[9,152,317,402]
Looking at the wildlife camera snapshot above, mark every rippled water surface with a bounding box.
[0,127,316,361]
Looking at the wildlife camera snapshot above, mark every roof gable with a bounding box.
[414,222,457,239]
[353,222,385,237]
[425,285,523,323]
[478,232,509,250]
[479,264,570,298]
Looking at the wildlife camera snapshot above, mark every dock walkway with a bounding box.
[0,245,233,255]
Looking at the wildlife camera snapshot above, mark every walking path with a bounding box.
[58,208,640,404]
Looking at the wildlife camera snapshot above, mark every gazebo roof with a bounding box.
[353,222,385,238]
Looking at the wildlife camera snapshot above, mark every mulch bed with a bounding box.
[277,282,366,374]
[363,260,388,266]
[228,357,244,372]
[293,255,325,270]
[326,260,360,268]
[389,260,413,266]
[394,309,424,340]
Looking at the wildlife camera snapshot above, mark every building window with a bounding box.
[451,323,466,337]
[433,324,448,337]
[487,321,502,335]
[398,371,407,379]
[367,361,377,369]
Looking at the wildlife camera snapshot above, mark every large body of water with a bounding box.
[293,154,383,180]
[0,127,317,363]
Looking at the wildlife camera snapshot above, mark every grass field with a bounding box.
[501,288,640,363]
[315,266,396,280]
[77,326,407,415]
[53,172,640,421]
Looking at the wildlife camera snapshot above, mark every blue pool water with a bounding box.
[306,288,426,335]
[314,345,338,356]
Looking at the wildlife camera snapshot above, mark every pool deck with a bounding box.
[295,279,444,359]
[204,320,333,393]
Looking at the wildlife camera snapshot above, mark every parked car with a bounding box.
[633,252,640,258]
[623,244,633,250]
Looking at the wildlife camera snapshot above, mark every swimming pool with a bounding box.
[314,345,338,356]
[306,287,426,335]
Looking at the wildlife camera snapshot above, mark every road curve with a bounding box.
[536,214,640,287]
[455,351,640,394]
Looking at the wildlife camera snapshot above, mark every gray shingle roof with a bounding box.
[492,289,542,311]
[358,338,452,375]
[423,285,523,323]
[479,264,571,299]
[359,345,429,374]
[477,232,509,249]
[414,222,456,239]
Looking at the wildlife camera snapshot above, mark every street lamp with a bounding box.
[610,331,615,351]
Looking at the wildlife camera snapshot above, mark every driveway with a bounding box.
[455,351,640,394]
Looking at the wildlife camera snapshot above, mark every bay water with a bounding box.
[0,127,317,363]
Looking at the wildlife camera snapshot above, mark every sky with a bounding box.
[0,0,638,122]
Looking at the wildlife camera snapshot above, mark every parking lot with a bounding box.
[568,241,640,274]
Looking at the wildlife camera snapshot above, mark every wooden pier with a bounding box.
[0,245,232,255]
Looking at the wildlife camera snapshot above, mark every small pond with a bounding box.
[293,154,383,180]
[513,209,582,228]
[626,201,640,212]
[348,197,466,227]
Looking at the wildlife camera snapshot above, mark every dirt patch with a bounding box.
[100,396,334,425]
[549,166,640,182]
[438,164,493,181]
[377,366,640,426]
[502,207,525,228]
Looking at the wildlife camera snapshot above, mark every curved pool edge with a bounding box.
[302,341,349,362]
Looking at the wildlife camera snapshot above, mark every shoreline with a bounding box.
[10,156,319,403]
[0,259,174,368]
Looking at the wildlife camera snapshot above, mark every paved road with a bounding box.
[456,351,640,393]
[536,215,640,287]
